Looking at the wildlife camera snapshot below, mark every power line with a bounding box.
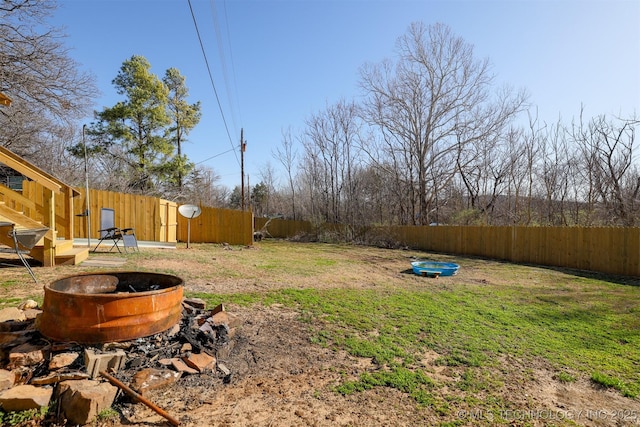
[221,0,243,128]
[195,146,238,165]
[187,0,240,166]
[209,0,241,134]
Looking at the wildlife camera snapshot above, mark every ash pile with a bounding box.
[0,298,238,425]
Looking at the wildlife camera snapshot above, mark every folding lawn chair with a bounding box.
[121,228,139,252]
[93,208,139,253]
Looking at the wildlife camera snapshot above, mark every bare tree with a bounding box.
[0,0,98,175]
[572,112,640,225]
[300,100,363,230]
[273,127,299,219]
[535,119,576,225]
[497,127,528,224]
[359,22,527,225]
[182,165,224,207]
[455,128,512,224]
[257,161,279,216]
[360,127,418,225]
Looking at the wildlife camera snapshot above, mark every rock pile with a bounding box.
[0,298,238,425]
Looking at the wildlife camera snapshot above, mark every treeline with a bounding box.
[246,23,639,229]
[252,109,639,229]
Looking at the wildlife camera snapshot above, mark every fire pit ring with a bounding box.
[37,271,184,344]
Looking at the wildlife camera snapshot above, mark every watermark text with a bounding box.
[456,408,638,423]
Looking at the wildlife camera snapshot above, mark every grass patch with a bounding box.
[0,297,25,307]
[554,371,577,383]
[0,279,20,289]
[457,368,499,393]
[591,372,639,398]
[97,407,120,422]
[336,366,436,406]
[0,407,48,426]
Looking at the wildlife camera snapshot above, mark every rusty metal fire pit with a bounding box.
[37,272,184,344]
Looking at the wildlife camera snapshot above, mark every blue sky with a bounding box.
[52,0,639,190]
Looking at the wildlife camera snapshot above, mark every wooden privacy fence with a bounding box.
[72,189,253,245]
[66,186,640,277]
[254,217,314,238]
[388,225,640,277]
[72,189,177,243]
[175,205,253,246]
[73,189,254,245]
[253,218,640,278]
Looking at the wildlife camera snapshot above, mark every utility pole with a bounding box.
[240,128,246,211]
[83,124,91,248]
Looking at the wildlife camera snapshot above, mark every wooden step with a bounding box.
[54,246,89,266]
[29,240,89,266]
[55,239,75,254]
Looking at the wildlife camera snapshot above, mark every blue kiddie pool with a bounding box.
[411,261,460,277]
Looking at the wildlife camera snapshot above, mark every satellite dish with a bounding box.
[178,204,201,219]
[178,204,201,248]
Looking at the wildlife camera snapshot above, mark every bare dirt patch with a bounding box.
[107,305,439,427]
